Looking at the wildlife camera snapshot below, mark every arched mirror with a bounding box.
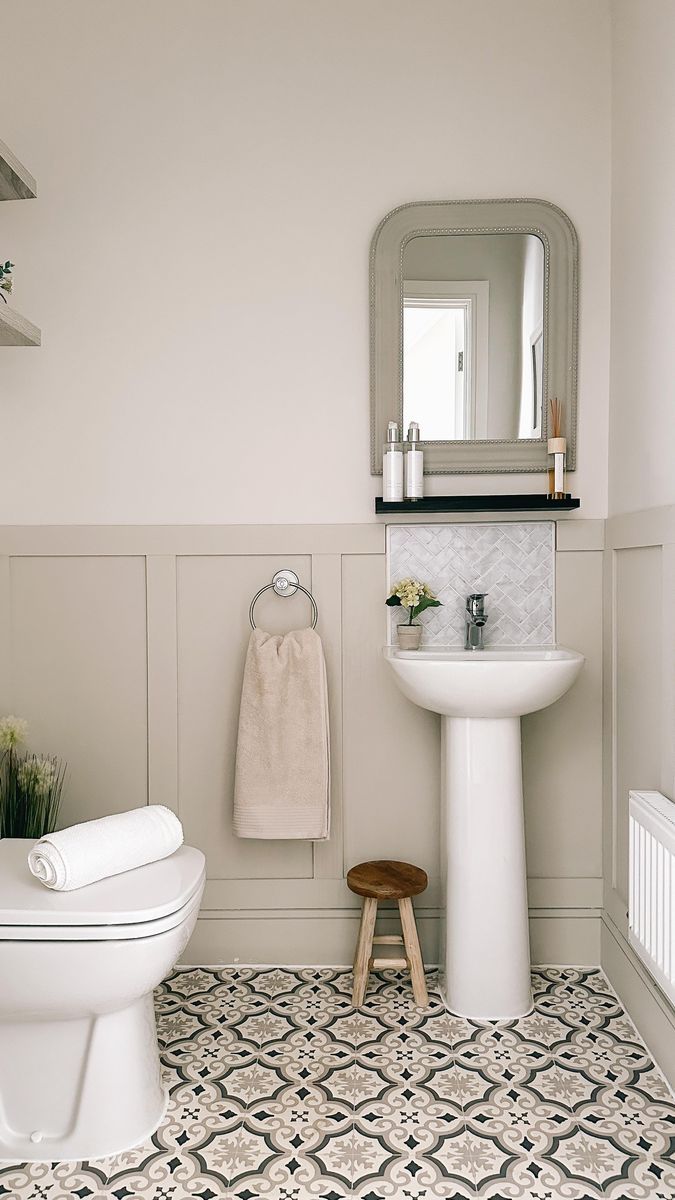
[370,199,578,475]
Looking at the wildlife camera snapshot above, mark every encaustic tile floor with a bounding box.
[1,968,675,1200]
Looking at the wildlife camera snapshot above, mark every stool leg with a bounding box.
[398,897,428,1007]
[352,896,377,1006]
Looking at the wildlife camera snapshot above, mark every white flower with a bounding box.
[0,715,28,750]
[389,578,438,611]
[17,756,56,797]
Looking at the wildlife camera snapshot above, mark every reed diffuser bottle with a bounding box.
[547,398,568,499]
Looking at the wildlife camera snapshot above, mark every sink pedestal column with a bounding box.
[440,715,532,1020]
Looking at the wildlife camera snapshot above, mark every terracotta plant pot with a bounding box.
[397,624,422,650]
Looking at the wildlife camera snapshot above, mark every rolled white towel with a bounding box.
[27,805,184,891]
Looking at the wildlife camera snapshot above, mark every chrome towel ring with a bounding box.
[249,569,319,631]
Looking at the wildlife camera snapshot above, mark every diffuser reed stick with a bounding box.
[549,397,563,439]
[547,398,568,499]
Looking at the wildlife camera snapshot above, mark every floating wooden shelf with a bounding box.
[0,139,37,202]
[375,494,580,514]
[0,304,41,346]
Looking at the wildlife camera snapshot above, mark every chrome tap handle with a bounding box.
[466,592,488,624]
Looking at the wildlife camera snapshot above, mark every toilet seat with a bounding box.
[0,888,203,941]
[0,838,207,1164]
[0,839,206,942]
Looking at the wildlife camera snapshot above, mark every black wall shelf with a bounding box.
[375,494,580,514]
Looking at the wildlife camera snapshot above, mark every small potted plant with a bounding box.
[386,578,442,650]
[0,260,14,303]
[0,715,66,839]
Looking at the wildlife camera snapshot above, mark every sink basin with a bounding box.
[384,645,584,718]
[385,643,584,1021]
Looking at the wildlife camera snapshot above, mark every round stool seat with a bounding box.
[347,860,428,901]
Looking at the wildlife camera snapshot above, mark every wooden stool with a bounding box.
[347,860,428,1007]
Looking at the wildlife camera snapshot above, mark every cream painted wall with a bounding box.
[0,0,610,523]
[609,0,675,514]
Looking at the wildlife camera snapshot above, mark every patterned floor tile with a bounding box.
[357,1027,455,1086]
[220,1122,393,1195]
[257,1027,356,1088]
[1,965,674,1200]
[353,1081,464,1153]
[350,1151,476,1198]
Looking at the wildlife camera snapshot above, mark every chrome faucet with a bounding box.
[465,593,488,650]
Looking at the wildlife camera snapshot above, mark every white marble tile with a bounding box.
[388,522,555,645]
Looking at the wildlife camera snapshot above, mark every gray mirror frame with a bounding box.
[370,199,578,475]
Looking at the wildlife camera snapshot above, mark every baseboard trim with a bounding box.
[184,912,601,969]
[530,914,600,966]
[601,915,675,1093]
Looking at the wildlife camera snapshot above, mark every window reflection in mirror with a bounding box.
[402,233,544,442]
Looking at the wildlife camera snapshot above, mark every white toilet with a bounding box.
[0,838,206,1163]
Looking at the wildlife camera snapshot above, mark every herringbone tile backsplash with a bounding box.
[387,523,554,646]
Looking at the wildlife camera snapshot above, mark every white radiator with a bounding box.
[629,790,675,1005]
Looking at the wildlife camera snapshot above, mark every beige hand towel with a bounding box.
[233,627,330,839]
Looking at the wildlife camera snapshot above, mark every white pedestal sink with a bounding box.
[384,645,584,1020]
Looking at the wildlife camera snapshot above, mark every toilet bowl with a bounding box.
[0,838,206,1163]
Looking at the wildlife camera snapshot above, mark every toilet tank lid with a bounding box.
[0,840,206,926]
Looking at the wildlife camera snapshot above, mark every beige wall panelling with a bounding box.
[0,522,607,968]
[613,546,662,908]
[9,556,148,828]
[601,511,675,1091]
[177,554,314,888]
[0,525,385,560]
[311,554,344,880]
[522,546,603,956]
[602,919,675,1090]
[522,550,603,894]
[146,555,179,814]
[342,551,442,963]
[186,911,440,969]
[529,914,600,966]
[606,507,675,552]
[527,877,603,909]
[602,545,617,923]
[555,520,605,553]
[342,552,441,885]
[342,534,606,969]
[380,513,602,533]
[0,557,10,713]
[659,544,675,801]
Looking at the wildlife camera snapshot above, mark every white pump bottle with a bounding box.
[405,421,424,500]
[383,421,404,502]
